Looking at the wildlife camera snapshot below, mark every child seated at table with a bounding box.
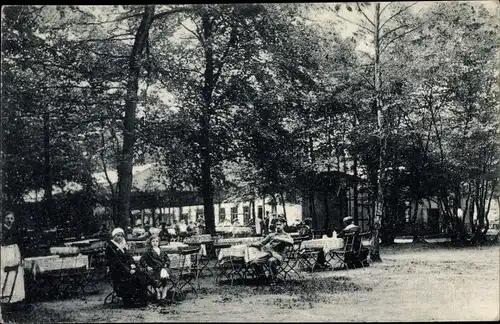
[248,217,293,285]
[139,235,171,301]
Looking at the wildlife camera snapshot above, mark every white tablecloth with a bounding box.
[23,254,89,279]
[300,237,344,254]
[64,239,101,247]
[232,227,252,235]
[149,227,161,235]
[217,244,266,264]
[216,237,262,246]
[184,234,213,244]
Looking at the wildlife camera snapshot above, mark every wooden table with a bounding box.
[23,254,89,300]
[64,238,101,248]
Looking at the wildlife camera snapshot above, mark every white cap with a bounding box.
[111,227,125,237]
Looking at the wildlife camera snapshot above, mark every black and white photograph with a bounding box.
[1,2,499,322]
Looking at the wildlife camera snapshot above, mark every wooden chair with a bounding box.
[329,233,358,270]
[216,256,247,286]
[1,263,20,304]
[276,243,304,282]
[167,247,200,302]
[103,267,122,305]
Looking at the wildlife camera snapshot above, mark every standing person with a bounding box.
[248,217,293,285]
[1,211,26,304]
[263,212,270,235]
[187,221,196,235]
[177,219,188,239]
[105,228,154,308]
[139,235,171,302]
[197,218,205,235]
[255,215,263,236]
[269,214,278,232]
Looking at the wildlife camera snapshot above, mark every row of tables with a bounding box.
[21,232,354,301]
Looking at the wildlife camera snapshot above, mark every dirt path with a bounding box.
[4,244,499,322]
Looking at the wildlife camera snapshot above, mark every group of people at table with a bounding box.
[0,209,368,310]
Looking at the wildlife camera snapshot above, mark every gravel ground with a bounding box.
[2,243,499,322]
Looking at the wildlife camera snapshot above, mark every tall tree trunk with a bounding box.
[353,152,359,224]
[117,5,156,230]
[371,3,384,262]
[42,110,54,228]
[252,197,256,224]
[200,11,216,234]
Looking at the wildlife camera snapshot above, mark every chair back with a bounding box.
[130,247,147,258]
[283,242,298,260]
[343,233,357,253]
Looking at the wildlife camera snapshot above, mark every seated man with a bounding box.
[249,217,293,284]
[298,218,313,240]
[158,222,171,242]
[336,217,368,268]
[337,216,360,237]
[105,227,155,308]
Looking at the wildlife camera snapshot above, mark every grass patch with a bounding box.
[198,276,371,309]
[2,303,72,324]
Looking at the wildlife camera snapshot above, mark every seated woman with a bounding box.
[248,217,293,284]
[139,235,171,301]
[105,228,155,308]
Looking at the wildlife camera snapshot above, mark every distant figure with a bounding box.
[256,216,263,235]
[187,221,196,234]
[264,212,270,235]
[197,218,205,235]
[177,219,189,239]
[298,218,313,240]
[158,222,171,242]
[132,219,145,238]
[126,226,134,240]
[269,214,278,232]
[137,224,152,240]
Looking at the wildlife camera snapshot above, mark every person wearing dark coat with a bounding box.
[298,218,313,240]
[1,211,23,254]
[105,227,154,308]
[336,216,368,268]
[139,235,171,301]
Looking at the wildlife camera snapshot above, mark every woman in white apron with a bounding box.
[1,211,25,305]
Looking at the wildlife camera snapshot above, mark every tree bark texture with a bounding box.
[371,3,384,262]
[200,11,216,234]
[117,5,156,230]
[42,110,54,228]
